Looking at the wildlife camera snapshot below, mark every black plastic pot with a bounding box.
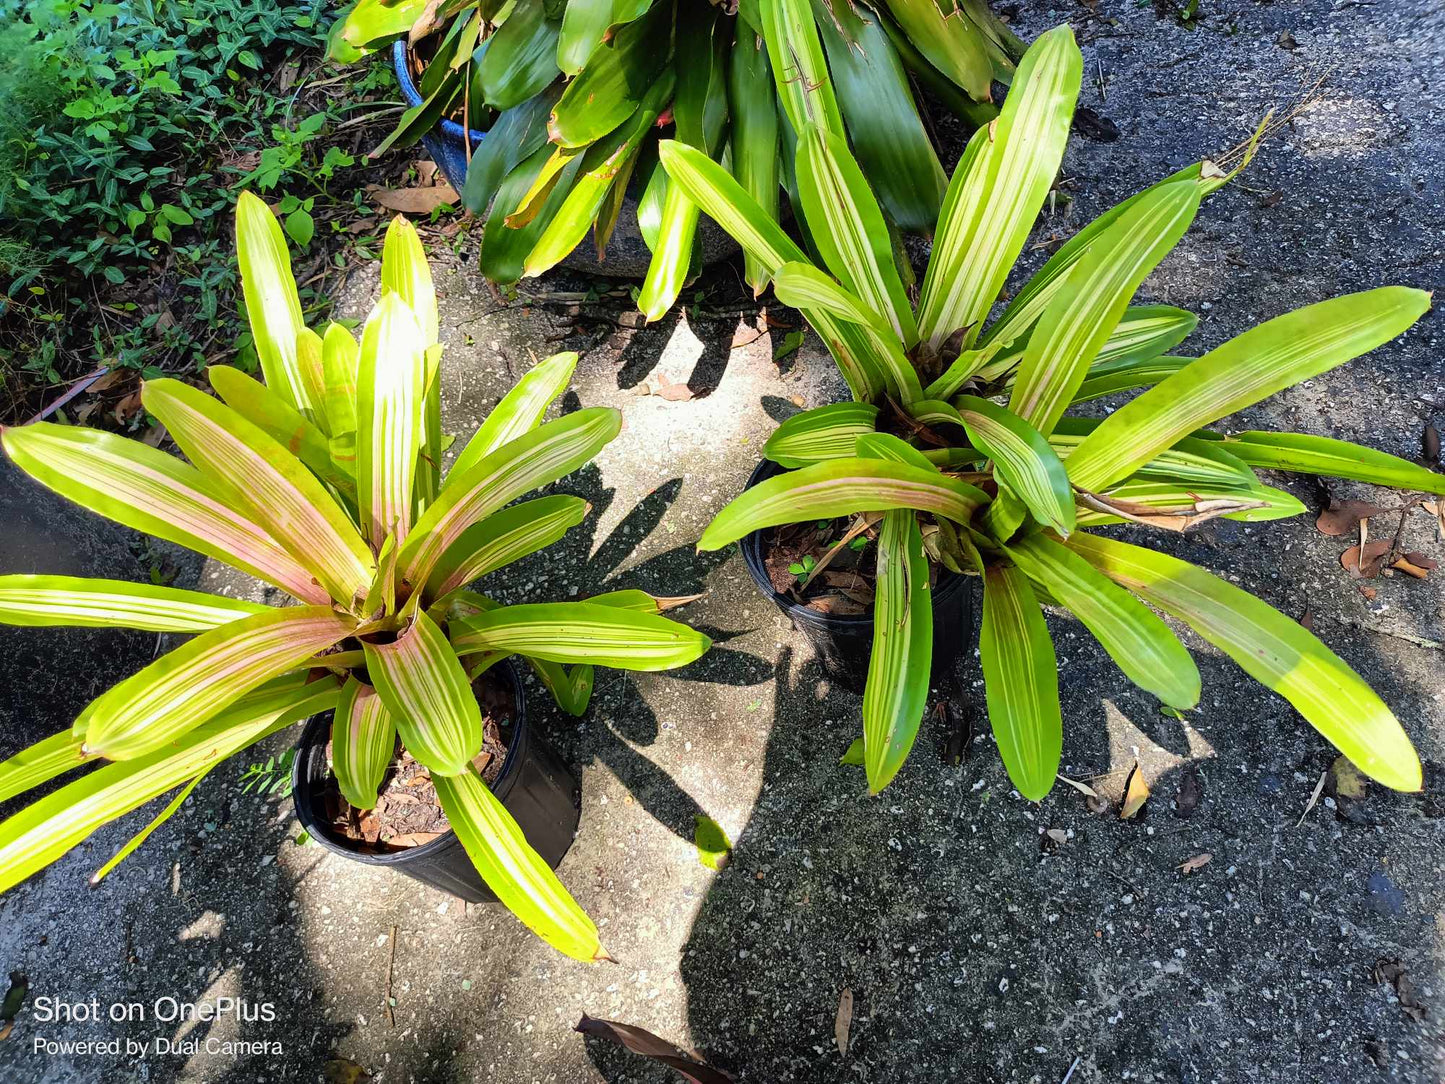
[392,41,738,279]
[292,659,581,903]
[740,458,975,695]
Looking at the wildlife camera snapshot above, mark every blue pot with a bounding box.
[392,40,485,195]
[390,40,738,277]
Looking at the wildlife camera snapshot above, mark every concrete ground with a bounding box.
[2,0,1444,1081]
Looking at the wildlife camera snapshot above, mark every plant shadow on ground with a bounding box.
[581,522,1445,1082]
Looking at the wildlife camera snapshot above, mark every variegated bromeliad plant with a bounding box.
[328,0,1019,314]
[0,193,710,961]
[662,25,1438,799]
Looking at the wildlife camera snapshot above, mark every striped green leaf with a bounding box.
[1073,479,1304,529]
[815,3,946,233]
[727,28,780,293]
[0,728,92,805]
[208,365,356,498]
[656,139,808,275]
[916,25,1081,352]
[235,191,317,419]
[979,562,1061,801]
[356,293,426,546]
[1,423,328,605]
[1208,431,1445,495]
[89,765,212,885]
[862,509,932,794]
[364,609,481,777]
[1067,532,1421,791]
[764,402,881,467]
[0,676,338,895]
[771,261,895,339]
[878,0,993,102]
[449,351,578,480]
[321,321,361,443]
[1007,181,1201,434]
[795,125,917,347]
[761,0,844,138]
[399,407,621,592]
[855,432,937,472]
[433,766,603,960]
[77,606,355,761]
[1069,355,1191,405]
[426,495,589,599]
[380,214,439,347]
[1067,287,1433,492]
[331,677,397,810]
[142,378,375,605]
[481,146,587,285]
[698,458,986,550]
[451,602,711,670]
[0,575,268,632]
[1050,418,1259,489]
[955,395,1075,537]
[1006,532,1199,708]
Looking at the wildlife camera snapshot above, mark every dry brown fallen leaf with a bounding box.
[576,1016,734,1083]
[1174,764,1202,818]
[1316,499,1387,537]
[1342,539,1394,579]
[1119,761,1150,820]
[1177,853,1212,875]
[654,383,696,401]
[1055,773,1100,800]
[1297,770,1328,827]
[1373,959,1429,1022]
[834,988,853,1057]
[365,182,460,214]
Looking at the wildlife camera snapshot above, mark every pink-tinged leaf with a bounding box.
[235,191,316,418]
[426,495,589,600]
[398,407,621,591]
[381,215,439,347]
[142,378,375,605]
[77,607,356,761]
[363,609,481,777]
[331,677,397,810]
[0,574,269,632]
[356,294,427,547]
[0,675,339,895]
[1,422,328,604]
[448,352,579,480]
[322,321,361,441]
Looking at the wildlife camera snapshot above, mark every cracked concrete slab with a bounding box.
[1,1,1443,1082]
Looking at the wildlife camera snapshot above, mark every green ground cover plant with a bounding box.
[0,0,391,421]
[665,25,1439,800]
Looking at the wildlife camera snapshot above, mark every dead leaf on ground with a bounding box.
[834,988,853,1056]
[1342,539,1394,579]
[1373,959,1429,1022]
[1297,770,1328,827]
[1298,607,1314,630]
[1120,761,1150,820]
[654,383,696,402]
[415,160,440,186]
[1316,500,1388,537]
[1177,853,1212,875]
[1394,552,1437,579]
[1425,424,1440,465]
[1175,764,1202,818]
[1056,773,1100,800]
[1328,755,1369,801]
[1041,827,1068,855]
[575,1016,734,1083]
[365,183,460,214]
[322,1056,371,1084]
[1359,585,1378,600]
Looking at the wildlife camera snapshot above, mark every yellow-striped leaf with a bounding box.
[399,407,621,589]
[235,191,316,418]
[1,423,328,605]
[426,495,589,599]
[356,293,427,547]
[764,403,881,467]
[1067,287,1433,492]
[322,321,361,443]
[0,575,268,632]
[451,602,711,670]
[142,378,375,605]
[760,0,844,138]
[331,677,397,810]
[698,458,986,550]
[433,766,603,960]
[77,606,355,760]
[364,609,481,777]
[449,352,579,480]
[1067,532,1421,791]
[1211,431,1445,496]
[916,26,1082,352]
[0,728,91,804]
[1006,532,1199,707]
[979,562,1061,801]
[955,395,1075,537]
[863,510,931,794]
